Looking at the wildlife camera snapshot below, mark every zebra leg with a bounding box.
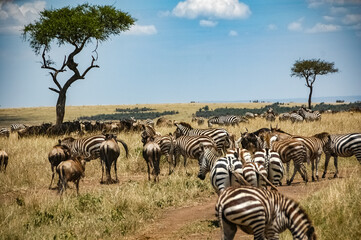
[220,219,237,240]
[286,162,291,185]
[49,166,55,189]
[322,153,331,178]
[315,156,320,181]
[288,162,298,185]
[114,159,119,183]
[311,159,316,182]
[333,156,338,178]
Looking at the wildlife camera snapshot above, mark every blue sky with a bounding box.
[0,0,360,108]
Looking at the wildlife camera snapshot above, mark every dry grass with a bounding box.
[0,103,360,239]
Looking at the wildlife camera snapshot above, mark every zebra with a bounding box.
[290,112,304,123]
[253,150,284,186]
[0,128,10,138]
[242,161,268,188]
[322,133,361,178]
[298,107,321,122]
[61,135,106,161]
[289,132,330,182]
[141,125,174,174]
[278,112,291,121]
[171,135,217,173]
[197,144,245,195]
[216,186,317,240]
[207,115,239,127]
[10,123,27,132]
[271,128,330,182]
[174,122,230,153]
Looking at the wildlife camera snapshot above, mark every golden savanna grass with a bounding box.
[0,103,360,239]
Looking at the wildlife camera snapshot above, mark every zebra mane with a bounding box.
[178,122,193,129]
[61,137,75,142]
[271,127,290,135]
[313,132,330,140]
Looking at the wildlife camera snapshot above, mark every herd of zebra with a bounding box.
[1,117,360,239]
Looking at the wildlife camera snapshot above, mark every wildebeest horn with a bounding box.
[245,128,248,132]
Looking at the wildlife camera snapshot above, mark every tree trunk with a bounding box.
[308,86,313,109]
[56,91,66,126]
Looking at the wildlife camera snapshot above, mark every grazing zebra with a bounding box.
[10,123,27,132]
[298,107,321,122]
[0,150,8,172]
[216,186,317,240]
[174,122,230,153]
[207,115,239,127]
[322,133,361,178]
[278,112,290,121]
[0,128,10,138]
[290,112,304,123]
[171,135,217,173]
[197,144,245,195]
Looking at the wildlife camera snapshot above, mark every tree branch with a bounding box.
[49,87,60,93]
[81,55,99,78]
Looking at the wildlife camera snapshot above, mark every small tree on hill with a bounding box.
[291,59,338,109]
[23,4,135,125]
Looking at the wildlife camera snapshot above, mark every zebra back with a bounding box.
[328,133,361,161]
[61,135,106,161]
[216,186,316,240]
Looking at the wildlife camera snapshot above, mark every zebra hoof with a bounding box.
[333,174,338,178]
[322,173,326,178]
[286,180,291,186]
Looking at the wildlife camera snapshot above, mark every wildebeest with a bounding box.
[57,156,86,195]
[100,133,129,184]
[0,150,9,172]
[48,140,71,189]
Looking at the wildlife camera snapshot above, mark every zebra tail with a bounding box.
[254,168,278,191]
[229,169,250,186]
[117,139,129,158]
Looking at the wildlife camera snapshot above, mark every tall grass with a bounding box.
[0,104,360,239]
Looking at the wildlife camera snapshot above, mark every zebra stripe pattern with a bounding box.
[242,162,267,188]
[298,107,321,121]
[174,122,230,153]
[171,135,217,172]
[61,135,106,161]
[207,115,239,127]
[216,186,316,240]
[10,123,27,132]
[253,150,284,186]
[322,133,361,178]
[197,145,243,195]
[0,128,10,138]
[292,132,330,181]
[290,113,304,123]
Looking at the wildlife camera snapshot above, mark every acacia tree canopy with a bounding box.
[23,4,135,54]
[22,4,135,126]
[291,59,338,109]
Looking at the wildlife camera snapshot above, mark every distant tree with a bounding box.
[23,4,135,125]
[291,59,338,109]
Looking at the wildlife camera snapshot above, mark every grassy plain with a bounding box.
[0,103,360,239]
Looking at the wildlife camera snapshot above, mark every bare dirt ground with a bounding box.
[125,176,337,240]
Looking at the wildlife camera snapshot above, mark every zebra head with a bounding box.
[197,143,218,180]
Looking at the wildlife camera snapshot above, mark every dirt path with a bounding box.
[126,178,334,240]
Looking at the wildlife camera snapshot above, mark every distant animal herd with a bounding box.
[0,106,360,239]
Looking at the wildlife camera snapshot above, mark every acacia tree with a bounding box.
[23,4,135,125]
[291,59,338,109]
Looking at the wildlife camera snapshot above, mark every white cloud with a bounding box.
[288,18,304,31]
[199,19,218,27]
[308,0,361,8]
[306,23,341,33]
[330,6,348,14]
[0,0,45,34]
[229,30,238,36]
[323,15,335,21]
[267,24,277,30]
[124,24,158,35]
[342,14,361,24]
[172,0,251,19]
